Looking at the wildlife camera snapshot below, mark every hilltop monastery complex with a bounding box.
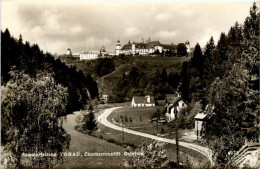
[115,38,190,56]
[66,38,191,60]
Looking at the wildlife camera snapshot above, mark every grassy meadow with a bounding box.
[107,107,180,139]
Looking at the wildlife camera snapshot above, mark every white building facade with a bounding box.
[131,95,155,107]
[115,39,177,56]
[165,100,187,122]
[80,51,100,60]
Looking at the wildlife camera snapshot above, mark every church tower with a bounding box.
[185,40,190,53]
[115,40,122,56]
[66,48,72,55]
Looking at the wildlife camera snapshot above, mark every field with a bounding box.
[107,107,180,139]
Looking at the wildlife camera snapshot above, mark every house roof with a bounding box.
[165,94,180,104]
[132,96,155,104]
[165,94,178,98]
[194,113,207,120]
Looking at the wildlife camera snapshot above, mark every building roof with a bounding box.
[121,40,178,51]
[161,44,177,50]
[81,51,100,55]
[194,113,207,120]
[147,41,162,48]
[165,94,180,104]
[135,43,147,48]
[122,44,132,50]
[132,96,155,104]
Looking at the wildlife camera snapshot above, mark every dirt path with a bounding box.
[98,107,213,166]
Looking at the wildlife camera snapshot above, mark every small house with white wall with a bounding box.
[99,94,108,101]
[131,95,155,107]
[194,104,214,139]
[194,112,207,139]
[165,94,187,122]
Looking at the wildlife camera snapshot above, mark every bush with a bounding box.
[107,138,116,144]
[161,127,165,134]
[122,141,177,168]
[84,111,97,133]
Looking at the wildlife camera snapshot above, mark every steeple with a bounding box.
[115,40,122,56]
[116,40,121,46]
[185,39,190,45]
[185,39,190,53]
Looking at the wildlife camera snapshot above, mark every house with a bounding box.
[194,104,214,139]
[131,95,155,107]
[165,94,187,122]
[194,112,207,139]
[99,94,108,101]
[165,94,180,104]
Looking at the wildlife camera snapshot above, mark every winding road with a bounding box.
[98,107,213,166]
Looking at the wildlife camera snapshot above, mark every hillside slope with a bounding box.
[97,56,191,101]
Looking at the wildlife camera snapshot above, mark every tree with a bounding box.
[1,70,71,168]
[228,22,244,48]
[161,67,167,84]
[154,49,160,55]
[151,109,162,134]
[179,62,190,102]
[84,108,97,133]
[243,3,259,40]
[212,32,229,78]
[168,72,181,89]
[1,30,96,115]
[122,141,177,168]
[206,3,259,165]
[177,43,187,56]
[95,58,115,77]
[206,63,258,165]
[202,37,216,86]
[190,43,203,76]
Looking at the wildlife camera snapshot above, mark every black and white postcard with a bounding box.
[1,0,259,168]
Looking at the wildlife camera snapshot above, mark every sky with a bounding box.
[1,0,256,54]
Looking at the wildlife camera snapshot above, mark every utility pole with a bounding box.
[156,119,158,135]
[122,119,124,146]
[119,109,124,146]
[118,110,119,122]
[156,108,160,135]
[175,106,180,169]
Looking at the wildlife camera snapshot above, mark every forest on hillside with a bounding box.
[1,29,100,167]
[1,29,99,111]
[60,54,190,102]
[177,3,259,166]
